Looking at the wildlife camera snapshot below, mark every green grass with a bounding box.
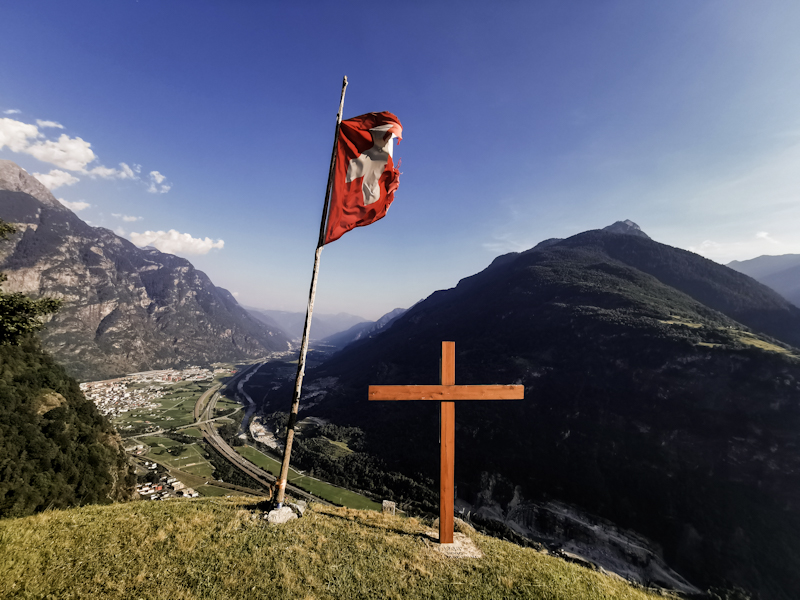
[113,392,200,430]
[145,440,216,478]
[193,483,234,497]
[319,437,354,458]
[181,428,204,438]
[234,446,380,511]
[0,498,668,600]
[141,436,181,448]
[732,330,798,356]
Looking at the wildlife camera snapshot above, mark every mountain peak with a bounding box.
[0,159,66,211]
[602,220,650,239]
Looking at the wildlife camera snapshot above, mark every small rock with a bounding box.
[287,502,305,517]
[266,506,297,524]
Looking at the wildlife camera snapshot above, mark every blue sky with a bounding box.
[2,1,800,320]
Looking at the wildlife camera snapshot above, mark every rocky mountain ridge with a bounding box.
[0,160,291,380]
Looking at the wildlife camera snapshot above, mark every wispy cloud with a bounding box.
[58,198,90,211]
[2,109,20,115]
[33,169,80,190]
[0,116,167,193]
[88,162,137,180]
[112,213,142,222]
[36,119,64,129]
[147,170,170,194]
[129,229,224,255]
[688,231,800,263]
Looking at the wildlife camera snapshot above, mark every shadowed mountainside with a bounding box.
[729,253,800,309]
[260,225,800,599]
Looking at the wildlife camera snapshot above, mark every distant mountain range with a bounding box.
[245,307,368,342]
[258,221,800,599]
[728,254,800,308]
[320,307,407,350]
[0,160,291,381]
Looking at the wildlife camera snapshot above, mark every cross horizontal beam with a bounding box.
[368,384,524,402]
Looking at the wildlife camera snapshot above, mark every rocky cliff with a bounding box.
[0,160,290,381]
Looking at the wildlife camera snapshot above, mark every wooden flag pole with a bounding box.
[275,76,348,507]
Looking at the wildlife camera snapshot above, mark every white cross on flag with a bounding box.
[323,111,403,245]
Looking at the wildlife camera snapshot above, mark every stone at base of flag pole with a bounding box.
[266,506,297,524]
[265,500,307,523]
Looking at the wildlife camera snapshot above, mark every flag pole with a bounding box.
[274,75,348,508]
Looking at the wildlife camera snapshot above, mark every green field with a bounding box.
[235,445,381,511]
[144,438,216,479]
[114,397,197,430]
[180,427,204,438]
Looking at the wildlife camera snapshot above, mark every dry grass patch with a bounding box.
[0,497,672,600]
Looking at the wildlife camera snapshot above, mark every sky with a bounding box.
[2,1,800,320]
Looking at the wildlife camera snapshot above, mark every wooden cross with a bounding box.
[368,341,524,544]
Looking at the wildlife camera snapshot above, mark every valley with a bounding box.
[83,356,381,510]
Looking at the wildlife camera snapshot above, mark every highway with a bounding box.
[193,365,329,506]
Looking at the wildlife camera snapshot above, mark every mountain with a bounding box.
[602,219,651,239]
[0,160,291,381]
[0,336,135,517]
[728,254,800,308]
[320,307,407,350]
[246,307,367,342]
[258,222,800,599]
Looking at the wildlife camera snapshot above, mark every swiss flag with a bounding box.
[323,111,403,245]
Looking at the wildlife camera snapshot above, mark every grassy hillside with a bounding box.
[0,497,670,600]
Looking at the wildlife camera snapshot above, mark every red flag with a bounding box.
[323,111,403,245]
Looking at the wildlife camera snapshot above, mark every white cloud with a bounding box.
[2,116,167,195]
[112,213,142,222]
[25,133,97,171]
[755,231,779,244]
[129,229,224,255]
[88,162,137,180]
[36,119,64,129]
[232,292,239,297]
[687,231,800,263]
[58,198,91,211]
[0,117,39,152]
[33,169,80,190]
[114,226,126,236]
[3,109,21,115]
[147,170,170,194]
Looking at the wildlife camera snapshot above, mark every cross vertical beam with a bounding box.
[368,342,523,545]
[439,341,455,544]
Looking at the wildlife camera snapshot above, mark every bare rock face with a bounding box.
[0,159,66,210]
[0,161,291,381]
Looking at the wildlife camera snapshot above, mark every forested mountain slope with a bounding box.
[260,225,800,599]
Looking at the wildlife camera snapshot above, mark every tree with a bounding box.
[0,219,61,344]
